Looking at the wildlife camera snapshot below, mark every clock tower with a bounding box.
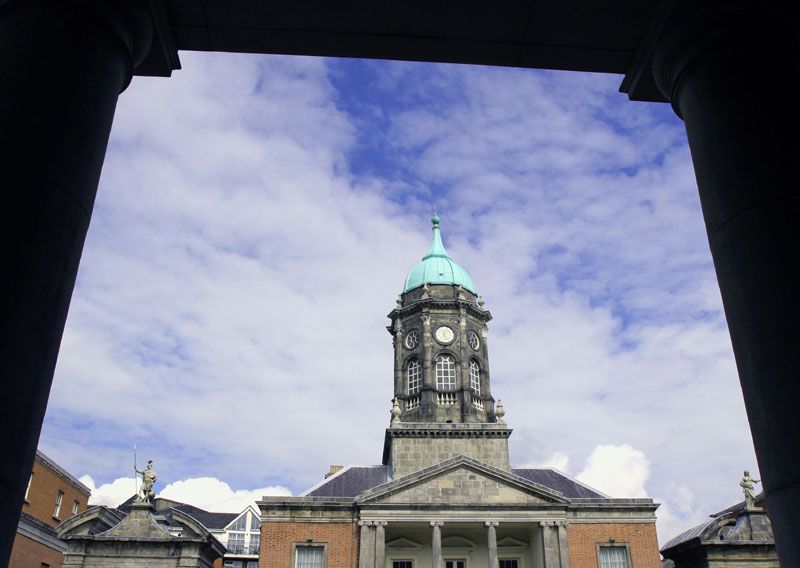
[384,214,511,477]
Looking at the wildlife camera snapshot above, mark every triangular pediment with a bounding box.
[357,455,568,505]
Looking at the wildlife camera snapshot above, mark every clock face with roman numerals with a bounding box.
[467,330,480,350]
[434,325,455,345]
[406,330,420,349]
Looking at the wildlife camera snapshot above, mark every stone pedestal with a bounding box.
[58,502,225,567]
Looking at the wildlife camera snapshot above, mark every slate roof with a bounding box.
[301,464,606,500]
[115,496,237,530]
[510,468,607,498]
[660,518,715,550]
[303,466,390,497]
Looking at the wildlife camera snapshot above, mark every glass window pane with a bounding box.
[408,358,422,395]
[231,515,247,531]
[599,546,628,568]
[436,355,456,391]
[228,533,245,554]
[248,533,260,554]
[469,360,480,394]
[296,546,324,568]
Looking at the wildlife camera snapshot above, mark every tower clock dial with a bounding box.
[406,330,420,349]
[467,330,480,350]
[434,325,455,344]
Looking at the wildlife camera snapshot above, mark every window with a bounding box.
[248,533,260,554]
[469,360,480,394]
[228,532,245,554]
[445,561,465,568]
[295,545,324,568]
[224,561,243,568]
[435,354,456,391]
[53,490,63,518]
[72,500,79,515]
[25,473,33,501]
[598,545,630,568]
[393,562,413,568]
[499,561,519,568]
[407,358,422,395]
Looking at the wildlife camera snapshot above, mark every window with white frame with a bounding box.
[469,359,481,394]
[72,500,79,515]
[597,544,630,568]
[228,533,245,554]
[53,490,63,518]
[223,561,243,568]
[393,562,413,568]
[25,473,33,501]
[295,545,324,568]
[435,354,456,391]
[408,358,422,395]
[499,560,519,568]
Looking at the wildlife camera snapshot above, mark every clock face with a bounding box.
[406,330,420,349]
[467,330,480,350]
[434,325,455,344]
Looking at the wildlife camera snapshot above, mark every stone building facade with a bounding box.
[258,216,661,568]
[10,449,91,568]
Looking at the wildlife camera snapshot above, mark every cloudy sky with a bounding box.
[38,52,758,544]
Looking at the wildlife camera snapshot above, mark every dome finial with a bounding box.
[432,202,439,226]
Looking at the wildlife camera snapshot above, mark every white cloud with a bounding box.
[80,475,137,507]
[37,54,759,550]
[577,444,650,498]
[159,478,291,512]
[80,474,290,513]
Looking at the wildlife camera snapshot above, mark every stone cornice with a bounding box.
[388,298,491,324]
[385,424,511,439]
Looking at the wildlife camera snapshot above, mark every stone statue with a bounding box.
[740,470,760,509]
[135,460,158,503]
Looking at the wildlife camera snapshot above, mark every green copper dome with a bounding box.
[403,215,476,294]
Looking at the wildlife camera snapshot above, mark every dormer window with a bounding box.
[435,355,456,391]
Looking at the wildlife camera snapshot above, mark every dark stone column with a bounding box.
[0,1,156,564]
[651,7,800,565]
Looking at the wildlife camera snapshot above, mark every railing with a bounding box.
[405,395,421,410]
[437,392,458,405]
[472,395,484,410]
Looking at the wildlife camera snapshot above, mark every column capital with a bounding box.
[358,521,373,527]
[429,521,444,527]
[374,520,388,527]
[484,521,499,527]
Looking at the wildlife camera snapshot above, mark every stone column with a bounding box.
[649,8,800,566]
[485,521,499,568]
[359,521,374,568]
[0,1,171,564]
[430,521,443,568]
[374,521,387,568]
[556,522,570,568]
[539,522,559,568]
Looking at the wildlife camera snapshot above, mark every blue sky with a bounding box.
[39,53,758,544]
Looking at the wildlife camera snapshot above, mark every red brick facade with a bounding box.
[8,532,65,568]
[259,522,359,568]
[567,523,661,568]
[12,451,91,568]
[23,453,90,526]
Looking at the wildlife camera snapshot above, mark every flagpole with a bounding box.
[133,444,139,499]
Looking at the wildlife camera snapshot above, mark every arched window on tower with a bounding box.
[407,358,422,395]
[435,354,456,391]
[469,360,481,395]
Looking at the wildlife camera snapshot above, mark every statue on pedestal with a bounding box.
[135,460,158,503]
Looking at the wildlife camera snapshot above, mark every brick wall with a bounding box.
[259,522,358,568]
[567,523,661,568]
[23,455,90,527]
[7,532,64,568]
